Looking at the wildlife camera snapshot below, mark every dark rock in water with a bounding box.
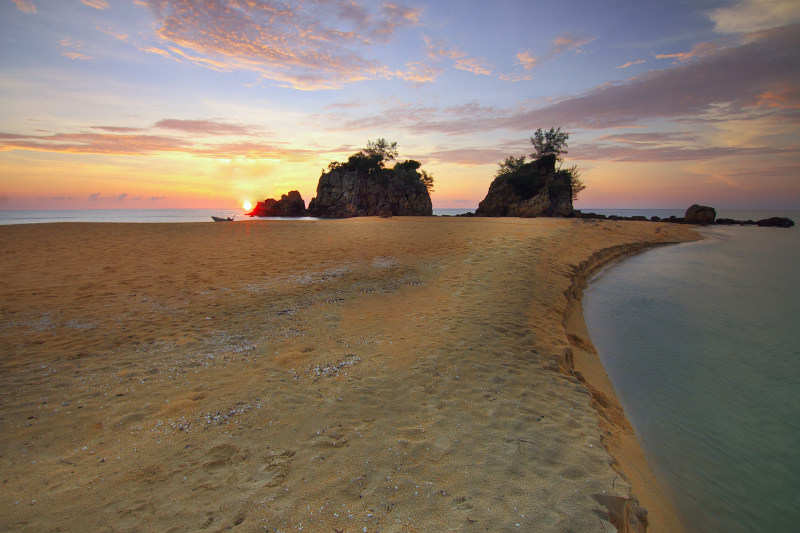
[630,216,648,221]
[475,155,573,217]
[247,190,307,217]
[715,218,755,226]
[307,166,432,218]
[684,204,716,225]
[650,216,661,222]
[756,216,795,228]
[575,212,606,220]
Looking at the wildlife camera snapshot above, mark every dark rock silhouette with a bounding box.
[307,167,432,218]
[684,204,716,225]
[756,216,795,228]
[474,155,573,217]
[576,207,795,229]
[246,190,307,217]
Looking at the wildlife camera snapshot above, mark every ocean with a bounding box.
[0,207,473,225]
[583,209,800,533]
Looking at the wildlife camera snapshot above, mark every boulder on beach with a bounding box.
[684,204,716,225]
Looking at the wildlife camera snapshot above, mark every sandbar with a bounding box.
[0,217,697,531]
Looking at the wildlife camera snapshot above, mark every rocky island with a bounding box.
[308,140,433,218]
[473,128,581,218]
[245,190,307,217]
[475,154,573,217]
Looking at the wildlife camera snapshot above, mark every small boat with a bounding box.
[211,215,235,222]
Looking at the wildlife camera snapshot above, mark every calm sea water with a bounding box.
[583,210,800,533]
[0,208,472,224]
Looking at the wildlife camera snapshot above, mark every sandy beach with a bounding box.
[0,217,698,532]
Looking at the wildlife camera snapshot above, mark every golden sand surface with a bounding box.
[0,217,697,532]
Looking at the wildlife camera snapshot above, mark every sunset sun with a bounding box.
[243,201,253,211]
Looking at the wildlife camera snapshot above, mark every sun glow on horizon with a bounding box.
[242,201,253,211]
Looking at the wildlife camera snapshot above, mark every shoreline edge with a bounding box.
[563,238,701,532]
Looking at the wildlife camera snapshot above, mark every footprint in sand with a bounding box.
[246,449,296,488]
[202,443,241,473]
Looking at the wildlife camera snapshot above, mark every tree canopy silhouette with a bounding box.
[326,139,434,193]
[496,127,584,201]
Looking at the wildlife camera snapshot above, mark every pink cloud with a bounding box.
[499,72,534,82]
[0,132,191,155]
[0,123,312,161]
[12,0,36,14]
[498,25,800,130]
[144,0,421,89]
[154,118,263,136]
[348,24,799,135]
[91,126,145,133]
[571,142,792,163]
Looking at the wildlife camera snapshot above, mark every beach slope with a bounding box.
[0,217,696,532]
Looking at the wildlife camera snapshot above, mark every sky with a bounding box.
[1,0,798,211]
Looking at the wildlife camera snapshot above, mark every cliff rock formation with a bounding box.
[307,165,432,218]
[684,204,716,225]
[246,190,307,217]
[475,155,573,217]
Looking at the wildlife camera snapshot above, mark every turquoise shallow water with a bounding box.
[583,214,800,532]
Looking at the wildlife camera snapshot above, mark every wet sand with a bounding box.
[0,217,697,532]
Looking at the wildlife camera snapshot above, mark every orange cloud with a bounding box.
[424,37,493,76]
[752,85,800,109]
[454,57,492,76]
[498,72,533,82]
[515,51,538,70]
[655,41,721,63]
[514,33,594,72]
[394,60,443,84]
[138,45,176,61]
[615,59,646,69]
[96,26,128,41]
[59,39,93,60]
[81,0,109,9]
[551,34,594,53]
